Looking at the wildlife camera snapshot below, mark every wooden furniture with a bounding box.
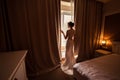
[0,50,27,80]
[95,49,112,57]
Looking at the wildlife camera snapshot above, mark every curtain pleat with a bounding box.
[0,0,12,51]
[0,0,60,77]
[74,0,103,62]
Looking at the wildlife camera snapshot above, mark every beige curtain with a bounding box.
[0,0,60,78]
[74,0,103,62]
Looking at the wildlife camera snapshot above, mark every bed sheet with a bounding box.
[73,54,120,80]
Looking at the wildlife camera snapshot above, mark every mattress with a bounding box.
[73,54,120,80]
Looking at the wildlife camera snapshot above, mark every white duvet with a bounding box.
[73,54,120,80]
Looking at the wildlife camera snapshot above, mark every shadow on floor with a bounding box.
[29,67,75,80]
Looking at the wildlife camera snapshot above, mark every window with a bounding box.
[61,1,74,59]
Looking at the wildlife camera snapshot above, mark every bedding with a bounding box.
[73,54,120,80]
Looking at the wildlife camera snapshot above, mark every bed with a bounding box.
[73,41,120,80]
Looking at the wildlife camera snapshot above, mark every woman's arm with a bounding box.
[61,30,68,39]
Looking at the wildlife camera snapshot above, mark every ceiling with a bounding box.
[97,0,112,3]
[61,0,113,11]
[61,0,112,3]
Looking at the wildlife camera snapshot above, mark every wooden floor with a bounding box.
[29,67,75,80]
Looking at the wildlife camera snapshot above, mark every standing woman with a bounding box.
[61,21,75,69]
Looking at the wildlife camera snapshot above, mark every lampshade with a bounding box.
[102,40,106,45]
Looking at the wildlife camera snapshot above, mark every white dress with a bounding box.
[63,29,75,69]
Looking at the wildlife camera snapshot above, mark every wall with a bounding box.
[104,13,120,41]
[103,0,120,41]
[102,0,120,50]
[103,0,120,16]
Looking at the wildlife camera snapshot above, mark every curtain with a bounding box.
[0,0,60,78]
[74,0,103,62]
[0,0,12,51]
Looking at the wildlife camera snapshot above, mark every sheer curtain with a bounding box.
[74,0,103,62]
[0,0,60,78]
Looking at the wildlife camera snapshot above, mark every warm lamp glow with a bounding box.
[101,39,112,49]
[102,40,106,45]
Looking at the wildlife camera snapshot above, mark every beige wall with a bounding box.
[61,0,70,2]
[61,5,71,11]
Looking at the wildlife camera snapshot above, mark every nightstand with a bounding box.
[95,49,112,57]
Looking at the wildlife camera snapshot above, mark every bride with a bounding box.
[61,21,75,69]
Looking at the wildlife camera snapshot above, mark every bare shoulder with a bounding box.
[67,29,75,34]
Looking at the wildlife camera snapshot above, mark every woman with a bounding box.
[61,21,75,69]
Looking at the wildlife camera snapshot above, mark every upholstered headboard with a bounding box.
[112,41,120,54]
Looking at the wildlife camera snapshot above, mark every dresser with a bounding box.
[0,50,27,80]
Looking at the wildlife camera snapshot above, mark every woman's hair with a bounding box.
[68,21,74,28]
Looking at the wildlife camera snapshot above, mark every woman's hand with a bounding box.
[60,30,67,39]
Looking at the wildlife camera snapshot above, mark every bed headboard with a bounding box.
[112,41,120,54]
